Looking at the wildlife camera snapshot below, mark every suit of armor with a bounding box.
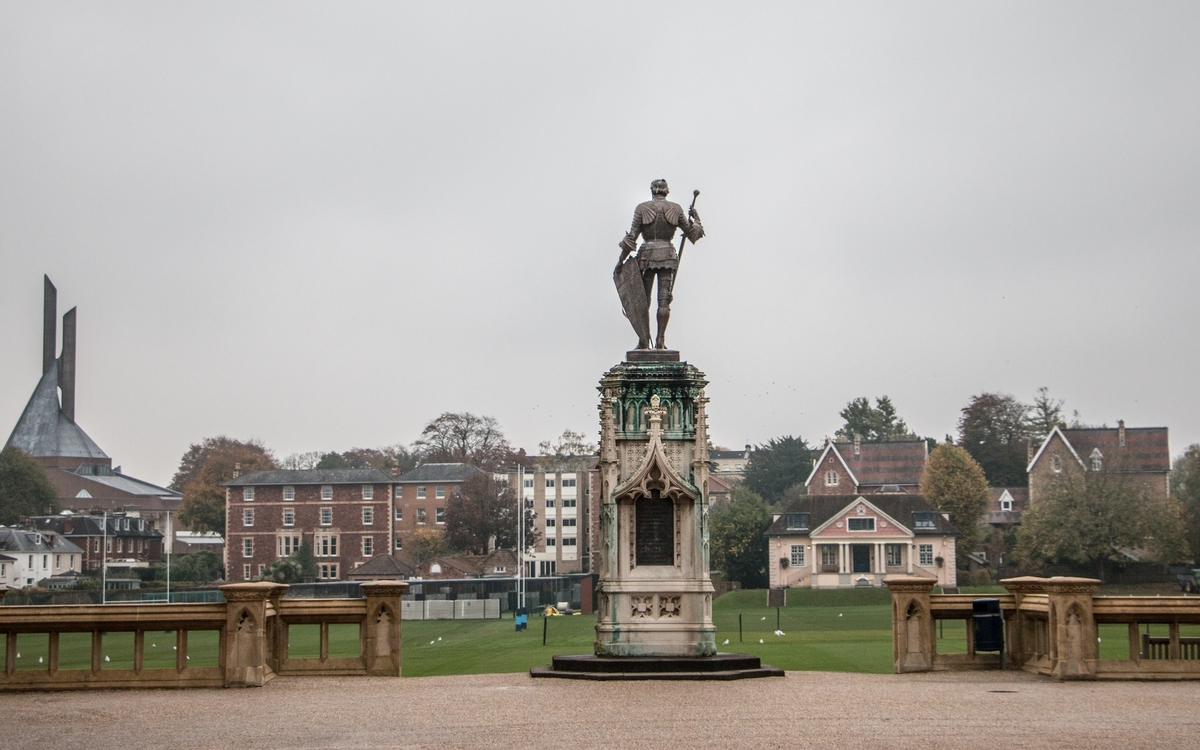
[617,191,704,349]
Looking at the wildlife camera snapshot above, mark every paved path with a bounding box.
[4,670,1199,748]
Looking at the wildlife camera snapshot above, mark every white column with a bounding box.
[812,541,819,575]
[906,543,914,574]
[839,543,847,574]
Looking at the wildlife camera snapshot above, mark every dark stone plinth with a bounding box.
[625,349,680,363]
[530,653,784,681]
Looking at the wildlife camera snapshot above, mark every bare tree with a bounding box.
[414,412,514,471]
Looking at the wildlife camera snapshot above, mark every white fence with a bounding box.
[401,598,501,620]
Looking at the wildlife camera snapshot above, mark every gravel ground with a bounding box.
[3,670,1199,749]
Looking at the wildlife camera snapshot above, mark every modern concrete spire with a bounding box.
[43,275,57,375]
[60,307,77,423]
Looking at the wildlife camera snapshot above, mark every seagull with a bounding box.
[838,613,843,617]
[774,630,785,636]
[430,640,435,645]
[104,655,110,662]
[38,657,43,664]
[722,639,730,645]
[437,637,442,641]
[15,652,19,658]
[760,616,766,621]
[186,656,190,660]
[173,645,177,650]
[151,643,156,648]
[758,639,764,644]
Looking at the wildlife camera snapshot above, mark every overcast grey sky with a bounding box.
[3,2,1199,485]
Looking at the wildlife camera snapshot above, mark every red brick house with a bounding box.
[804,437,928,495]
[223,469,394,582]
[1027,422,1170,504]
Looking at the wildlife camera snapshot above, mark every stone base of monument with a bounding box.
[624,349,680,362]
[530,653,784,681]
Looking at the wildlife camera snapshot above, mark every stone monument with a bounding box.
[532,182,781,679]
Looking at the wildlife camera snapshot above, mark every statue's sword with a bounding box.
[671,190,700,293]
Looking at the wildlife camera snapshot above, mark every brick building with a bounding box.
[32,512,164,572]
[392,463,483,550]
[1027,422,1170,504]
[223,469,394,582]
[805,437,928,495]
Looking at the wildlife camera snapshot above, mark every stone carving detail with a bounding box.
[598,593,609,618]
[631,596,654,619]
[675,503,682,566]
[659,595,681,618]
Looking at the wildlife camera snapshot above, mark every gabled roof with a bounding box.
[396,463,484,484]
[5,364,108,461]
[1027,425,1169,474]
[765,494,956,537]
[804,443,858,488]
[348,552,416,579]
[838,440,928,486]
[224,468,392,487]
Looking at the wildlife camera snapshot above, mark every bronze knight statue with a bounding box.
[614,179,704,350]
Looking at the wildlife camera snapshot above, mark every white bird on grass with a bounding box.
[437,637,442,641]
[758,639,764,644]
[430,640,435,645]
[774,630,785,637]
[38,657,43,664]
[151,643,156,648]
[104,655,110,662]
[838,613,843,617]
[722,639,730,645]
[760,616,766,621]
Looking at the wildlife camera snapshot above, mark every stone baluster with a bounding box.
[361,581,408,676]
[885,577,936,673]
[1042,577,1100,680]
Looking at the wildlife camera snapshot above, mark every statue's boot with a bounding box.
[655,307,670,349]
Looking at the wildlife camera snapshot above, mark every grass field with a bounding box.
[11,587,1197,676]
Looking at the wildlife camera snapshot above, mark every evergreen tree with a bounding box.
[0,446,59,525]
[957,393,1031,487]
[742,436,812,504]
[709,485,772,589]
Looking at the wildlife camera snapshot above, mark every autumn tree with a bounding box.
[1013,469,1189,578]
[0,446,59,525]
[835,396,913,442]
[414,412,514,471]
[709,485,772,588]
[172,436,277,534]
[742,436,812,504]
[919,443,991,557]
[280,451,322,470]
[1028,387,1065,443]
[444,472,538,554]
[405,527,451,564]
[958,393,1031,487]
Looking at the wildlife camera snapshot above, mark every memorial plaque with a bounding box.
[635,491,674,566]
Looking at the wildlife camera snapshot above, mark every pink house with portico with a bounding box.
[766,494,958,590]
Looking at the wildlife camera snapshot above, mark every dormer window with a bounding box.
[912,512,937,529]
[825,470,839,486]
[1051,454,1062,473]
[1000,498,1013,512]
[1090,448,1103,472]
[785,513,810,531]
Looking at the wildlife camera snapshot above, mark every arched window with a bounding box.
[1051,454,1062,473]
[1090,448,1103,472]
[825,470,838,486]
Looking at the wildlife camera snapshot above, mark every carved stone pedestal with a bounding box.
[533,357,780,679]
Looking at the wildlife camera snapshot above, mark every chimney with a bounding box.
[59,307,77,422]
[1027,440,1035,462]
[233,462,241,479]
[744,443,751,459]
[853,434,861,456]
[1118,420,1125,447]
[43,275,57,375]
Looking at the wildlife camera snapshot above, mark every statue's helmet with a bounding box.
[650,179,669,197]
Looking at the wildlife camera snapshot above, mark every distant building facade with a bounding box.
[223,468,394,582]
[505,465,587,576]
[804,437,928,495]
[32,512,164,572]
[392,463,483,549]
[1027,422,1170,504]
[709,445,751,481]
[0,526,84,589]
[766,494,957,590]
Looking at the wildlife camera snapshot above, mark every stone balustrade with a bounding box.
[0,580,406,691]
[885,575,1200,680]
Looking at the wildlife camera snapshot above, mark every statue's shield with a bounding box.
[614,258,651,345]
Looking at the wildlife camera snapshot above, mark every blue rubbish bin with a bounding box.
[515,607,528,632]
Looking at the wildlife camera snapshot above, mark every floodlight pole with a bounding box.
[101,511,108,605]
[165,510,171,604]
[517,464,526,611]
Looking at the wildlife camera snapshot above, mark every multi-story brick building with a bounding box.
[222,469,394,582]
[505,465,588,576]
[392,463,482,550]
[32,512,164,573]
[1027,421,1170,504]
[804,437,928,495]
